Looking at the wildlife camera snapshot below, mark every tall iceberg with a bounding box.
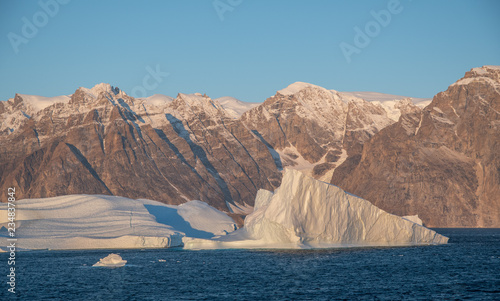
[185,169,448,249]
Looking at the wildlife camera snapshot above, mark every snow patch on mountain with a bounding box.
[278,82,331,96]
[241,82,398,181]
[214,96,259,118]
[273,82,348,135]
[15,94,71,113]
[451,76,500,88]
[340,91,431,121]
[451,66,500,94]
[142,94,174,106]
[341,91,431,105]
[175,93,224,116]
[1,94,72,133]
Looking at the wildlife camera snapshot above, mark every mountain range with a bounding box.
[1,66,498,227]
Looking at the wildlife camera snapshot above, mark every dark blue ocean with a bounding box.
[1,229,499,300]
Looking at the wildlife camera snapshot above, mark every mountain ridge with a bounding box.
[330,65,500,227]
[1,66,498,227]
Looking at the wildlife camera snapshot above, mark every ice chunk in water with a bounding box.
[93,253,127,267]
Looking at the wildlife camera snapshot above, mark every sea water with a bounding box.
[1,229,499,300]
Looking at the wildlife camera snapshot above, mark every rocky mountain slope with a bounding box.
[0,84,280,213]
[0,82,399,212]
[1,67,498,227]
[240,82,395,181]
[340,91,431,121]
[331,66,500,227]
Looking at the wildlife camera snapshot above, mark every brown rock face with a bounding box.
[0,85,280,213]
[240,82,394,181]
[331,66,500,227]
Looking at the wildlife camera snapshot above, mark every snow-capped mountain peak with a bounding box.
[171,93,228,119]
[176,93,216,106]
[452,65,500,88]
[13,93,71,113]
[277,81,331,96]
[90,83,119,96]
[77,83,123,99]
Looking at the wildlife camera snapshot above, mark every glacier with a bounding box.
[0,195,236,251]
[184,169,448,249]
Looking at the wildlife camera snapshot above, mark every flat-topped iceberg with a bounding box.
[0,195,236,250]
[93,253,127,267]
[185,169,448,249]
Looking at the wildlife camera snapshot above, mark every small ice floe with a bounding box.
[93,253,127,267]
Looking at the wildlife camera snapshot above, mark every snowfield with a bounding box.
[214,96,259,118]
[0,195,236,250]
[184,169,448,249]
[340,91,432,121]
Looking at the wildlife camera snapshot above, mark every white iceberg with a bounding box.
[93,253,127,267]
[402,215,423,226]
[0,195,237,250]
[185,169,448,249]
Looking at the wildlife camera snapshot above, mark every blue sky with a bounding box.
[0,0,499,102]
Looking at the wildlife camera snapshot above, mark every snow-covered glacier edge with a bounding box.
[0,195,237,251]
